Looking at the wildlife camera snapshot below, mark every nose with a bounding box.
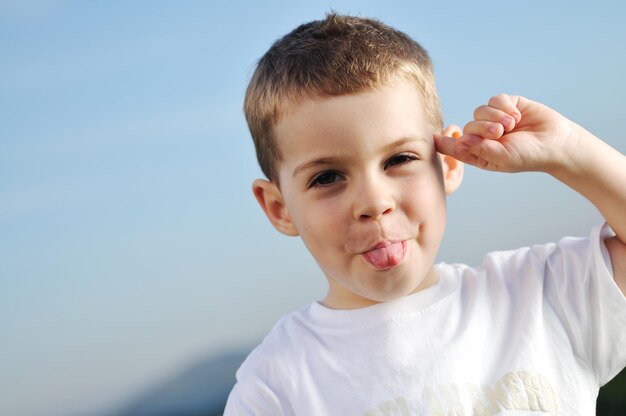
[352,175,396,221]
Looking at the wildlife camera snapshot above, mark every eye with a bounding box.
[385,153,418,169]
[308,171,344,188]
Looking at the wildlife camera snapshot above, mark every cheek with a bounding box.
[294,198,346,244]
[401,174,447,213]
[296,202,349,272]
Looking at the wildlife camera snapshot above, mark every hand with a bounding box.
[434,94,576,174]
[435,94,626,294]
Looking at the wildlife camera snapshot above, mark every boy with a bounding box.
[225,13,626,415]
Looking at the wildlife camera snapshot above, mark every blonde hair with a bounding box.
[244,13,443,182]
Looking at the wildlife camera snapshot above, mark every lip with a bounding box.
[360,239,405,253]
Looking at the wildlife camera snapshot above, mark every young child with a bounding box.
[225,13,626,415]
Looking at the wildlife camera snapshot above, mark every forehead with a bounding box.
[274,80,433,167]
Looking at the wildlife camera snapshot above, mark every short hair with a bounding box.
[244,13,443,183]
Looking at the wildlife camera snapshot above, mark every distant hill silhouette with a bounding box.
[102,347,625,416]
[109,348,251,416]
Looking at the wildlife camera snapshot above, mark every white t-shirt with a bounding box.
[225,225,626,415]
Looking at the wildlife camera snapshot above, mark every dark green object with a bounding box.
[597,367,626,414]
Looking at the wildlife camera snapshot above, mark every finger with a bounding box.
[463,120,504,140]
[433,133,477,162]
[487,94,522,122]
[442,136,507,172]
[473,105,518,133]
[433,133,462,158]
[434,133,498,170]
[434,133,496,171]
[464,137,519,172]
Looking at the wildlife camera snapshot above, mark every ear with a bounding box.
[252,179,299,236]
[439,125,464,195]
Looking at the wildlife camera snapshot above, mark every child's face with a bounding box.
[255,79,462,309]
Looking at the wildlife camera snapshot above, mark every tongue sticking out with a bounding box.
[362,241,406,270]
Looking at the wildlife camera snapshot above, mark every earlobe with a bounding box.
[440,124,464,195]
[252,179,299,236]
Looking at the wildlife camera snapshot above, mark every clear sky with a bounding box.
[1,1,625,415]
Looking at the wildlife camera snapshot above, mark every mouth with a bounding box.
[361,240,407,270]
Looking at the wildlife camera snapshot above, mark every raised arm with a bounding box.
[434,94,626,293]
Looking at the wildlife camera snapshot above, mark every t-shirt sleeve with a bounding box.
[540,223,626,386]
[223,375,283,416]
[223,340,291,416]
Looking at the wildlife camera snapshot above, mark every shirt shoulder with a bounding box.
[442,224,626,386]
[236,305,313,379]
[224,306,315,415]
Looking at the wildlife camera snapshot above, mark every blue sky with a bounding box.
[1,1,625,415]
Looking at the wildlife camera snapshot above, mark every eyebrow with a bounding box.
[292,157,344,178]
[383,136,429,153]
[292,136,428,178]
